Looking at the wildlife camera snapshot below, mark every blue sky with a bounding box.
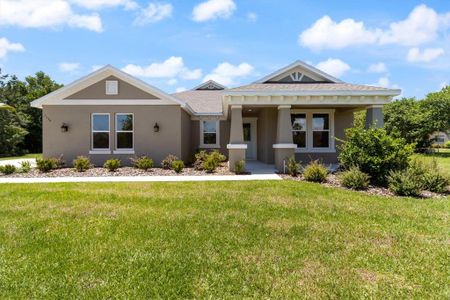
[1,0,449,98]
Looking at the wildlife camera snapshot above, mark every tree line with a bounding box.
[0,70,449,157]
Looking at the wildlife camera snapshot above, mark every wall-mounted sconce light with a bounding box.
[153,122,160,132]
[60,123,69,132]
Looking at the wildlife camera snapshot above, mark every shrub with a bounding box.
[445,141,450,149]
[209,150,226,164]
[131,156,153,170]
[171,160,184,173]
[339,166,370,190]
[202,156,218,173]
[388,169,423,197]
[104,159,121,172]
[161,154,178,169]
[19,161,31,173]
[286,156,301,176]
[0,164,16,175]
[36,158,59,173]
[303,160,328,183]
[234,160,246,174]
[73,156,92,172]
[338,127,414,186]
[423,171,449,193]
[193,150,208,170]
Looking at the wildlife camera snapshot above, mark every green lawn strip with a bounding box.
[413,152,450,175]
[0,181,448,298]
[0,153,42,161]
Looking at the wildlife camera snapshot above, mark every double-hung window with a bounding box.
[115,113,134,152]
[91,113,110,152]
[200,120,220,148]
[291,110,335,152]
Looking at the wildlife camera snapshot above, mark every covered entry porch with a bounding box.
[226,104,384,172]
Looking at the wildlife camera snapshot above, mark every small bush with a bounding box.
[171,160,184,173]
[445,141,450,149]
[234,160,246,174]
[202,156,218,173]
[388,169,423,197]
[209,150,226,164]
[73,156,92,172]
[19,161,31,173]
[339,166,370,190]
[36,158,59,173]
[193,150,208,170]
[161,154,178,169]
[131,156,153,170]
[303,160,328,183]
[423,171,449,193]
[104,159,121,172]
[286,156,301,176]
[0,164,16,175]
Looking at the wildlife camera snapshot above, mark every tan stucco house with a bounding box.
[31,60,401,171]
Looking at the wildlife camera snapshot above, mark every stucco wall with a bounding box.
[190,120,230,160]
[42,105,184,166]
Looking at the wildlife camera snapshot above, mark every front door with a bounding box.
[243,118,257,160]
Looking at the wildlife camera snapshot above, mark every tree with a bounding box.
[0,105,28,156]
[421,86,450,133]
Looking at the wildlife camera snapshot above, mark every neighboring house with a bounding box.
[430,131,450,145]
[31,60,400,171]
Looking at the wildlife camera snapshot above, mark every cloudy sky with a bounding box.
[1,0,449,97]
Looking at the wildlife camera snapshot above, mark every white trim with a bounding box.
[278,105,291,109]
[89,150,111,155]
[225,89,401,97]
[273,144,297,149]
[253,60,343,84]
[295,148,336,153]
[200,119,220,148]
[227,144,248,149]
[105,80,118,95]
[192,80,226,91]
[230,105,243,109]
[91,113,110,151]
[242,117,257,160]
[115,113,134,151]
[113,150,135,154]
[49,99,179,106]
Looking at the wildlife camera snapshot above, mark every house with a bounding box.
[31,60,401,171]
[430,131,450,146]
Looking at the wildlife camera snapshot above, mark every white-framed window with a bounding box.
[105,80,118,95]
[115,113,134,153]
[91,113,110,152]
[291,109,335,153]
[200,119,220,148]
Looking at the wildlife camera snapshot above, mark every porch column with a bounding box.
[273,105,296,172]
[365,105,384,128]
[227,105,247,171]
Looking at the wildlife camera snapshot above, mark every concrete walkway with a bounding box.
[0,158,36,168]
[0,174,281,184]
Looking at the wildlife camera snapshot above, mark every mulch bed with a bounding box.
[1,163,234,178]
[281,173,448,199]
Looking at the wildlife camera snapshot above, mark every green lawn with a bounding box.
[414,151,450,175]
[0,181,448,298]
[0,153,42,161]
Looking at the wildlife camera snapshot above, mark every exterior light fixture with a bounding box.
[61,123,69,132]
[153,123,160,132]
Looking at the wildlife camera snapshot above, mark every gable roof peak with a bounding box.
[254,59,343,84]
[192,80,226,91]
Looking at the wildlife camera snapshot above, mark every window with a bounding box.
[291,114,306,148]
[116,113,133,150]
[92,113,110,150]
[436,135,445,143]
[200,120,220,148]
[291,110,335,152]
[243,123,251,142]
[312,114,329,148]
[105,80,118,95]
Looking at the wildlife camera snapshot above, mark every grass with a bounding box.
[414,151,450,175]
[0,181,448,298]
[0,153,42,161]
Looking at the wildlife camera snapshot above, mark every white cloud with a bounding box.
[299,4,450,50]
[133,3,173,25]
[440,82,448,89]
[58,62,80,72]
[175,87,187,93]
[122,56,202,80]
[0,37,25,59]
[367,62,387,73]
[247,12,257,22]
[0,0,103,32]
[315,58,350,78]
[370,76,400,89]
[192,0,236,22]
[167,78,177,85]
[70,0,138,10]
[203,62,253,86]
[407,47,445,62]
[91,65,104,71]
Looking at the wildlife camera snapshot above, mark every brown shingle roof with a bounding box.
[172,90,223,114]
